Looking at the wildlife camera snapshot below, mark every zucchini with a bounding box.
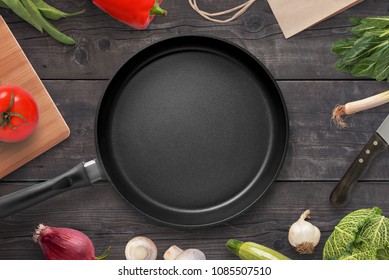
[226,239,290,260]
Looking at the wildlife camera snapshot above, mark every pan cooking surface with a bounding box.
[97,36,288,226]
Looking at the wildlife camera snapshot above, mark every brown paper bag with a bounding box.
[267,0,364,38]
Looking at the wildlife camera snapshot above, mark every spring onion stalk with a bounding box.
[332,90,389,127]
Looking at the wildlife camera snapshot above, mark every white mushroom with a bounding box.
[164,245,206,260]
[125,236,157,260]
[175,249,206,260]
[163,245,183,260]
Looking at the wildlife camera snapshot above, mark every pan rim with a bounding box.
[95,35,289,227]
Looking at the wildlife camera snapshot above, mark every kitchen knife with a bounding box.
[330,114,389,207]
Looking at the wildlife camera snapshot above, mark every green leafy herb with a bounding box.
[332,16,389,81]
[323,207,389,260]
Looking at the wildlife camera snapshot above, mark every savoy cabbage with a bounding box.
[323,207,389,260]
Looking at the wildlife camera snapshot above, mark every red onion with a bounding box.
[33,224,109,260]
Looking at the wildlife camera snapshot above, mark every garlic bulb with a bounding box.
[288,210,321,254]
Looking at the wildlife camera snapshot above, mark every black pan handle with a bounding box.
[0,159,104,219]
[330,133,388,207]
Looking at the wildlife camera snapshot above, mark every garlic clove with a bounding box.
[175,249,206,260]
[125,236,158,260]
[288,210,321,254]
[163,245,184,260]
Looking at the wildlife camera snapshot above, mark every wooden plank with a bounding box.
[1,181,388,259]
[0,0,386,80]
[0,0,387,262]
[280,81,389,181]
[3,80,389,181]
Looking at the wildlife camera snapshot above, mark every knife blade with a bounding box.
[330,114,389,207]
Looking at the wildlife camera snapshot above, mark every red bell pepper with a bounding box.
[93,0,167,30]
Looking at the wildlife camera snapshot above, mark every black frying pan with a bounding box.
[0,36,288,227]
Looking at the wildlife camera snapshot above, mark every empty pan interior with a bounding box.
[96,36,288,227]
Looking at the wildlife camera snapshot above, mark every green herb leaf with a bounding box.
[334,58,353,73]
[349,17,363,25]
[331,38,356,55]
[351,57,377,77]
[373,46,389,81]
[331,16,389,81]
[351,43,389,77]
[350,17,389,37]
[342,36,384,65]
[360,17,389,29]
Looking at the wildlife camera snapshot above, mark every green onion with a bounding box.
[332,90,389,127]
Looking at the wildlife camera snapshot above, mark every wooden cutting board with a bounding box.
[0,16,70,179]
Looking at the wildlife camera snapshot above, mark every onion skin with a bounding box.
[33,224,98,260]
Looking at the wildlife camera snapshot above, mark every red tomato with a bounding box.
[0,85,39,142]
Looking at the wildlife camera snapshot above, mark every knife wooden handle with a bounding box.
[330,132,388,207]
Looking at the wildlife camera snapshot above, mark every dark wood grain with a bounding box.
[1,0,389,261]
[1,181,389,260]
[0,1,387,80]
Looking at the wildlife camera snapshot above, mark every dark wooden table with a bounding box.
[1,0,388,260]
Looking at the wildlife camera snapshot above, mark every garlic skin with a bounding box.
[288,210,321,254]
[125,236,157,260]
